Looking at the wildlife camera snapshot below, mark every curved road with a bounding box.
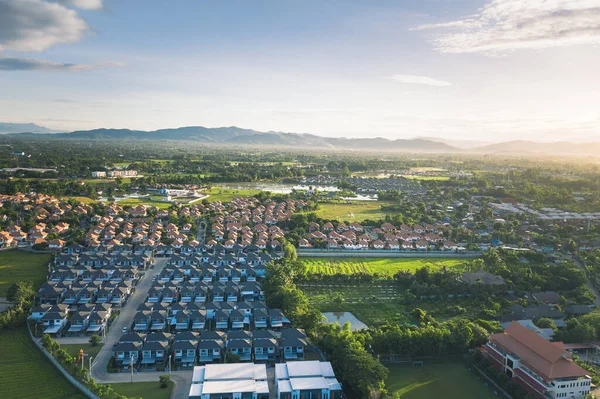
[89,258,193,399]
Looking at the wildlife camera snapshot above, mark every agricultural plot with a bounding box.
[0,328,85,399]
[0,250,52,296]
[315,202,387,222]
[301,257,467,277]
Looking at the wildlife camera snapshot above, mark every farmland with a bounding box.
[314,201,388,222]
[301,257,467,277]
[0,328,86,399]
[0,250,52,296]
[386,362,497,399]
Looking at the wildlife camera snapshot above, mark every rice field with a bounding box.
[0,328,86,399]
[301,257,466,277]
[0,250,52,296]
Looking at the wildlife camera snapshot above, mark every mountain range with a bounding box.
[0,122,63,134]
[2,123,600,155]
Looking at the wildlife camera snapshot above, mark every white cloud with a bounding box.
[0,57,124,71]
[386,74,452,87]
[56,0,103,10]
[0,0,89,52]
[416,0,600,54]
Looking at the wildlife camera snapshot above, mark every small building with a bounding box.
[275,361,343,399]
[189,363,269,399]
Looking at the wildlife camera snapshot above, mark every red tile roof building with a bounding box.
[482,322,591,398]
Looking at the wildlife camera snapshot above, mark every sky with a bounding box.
[1,0,600,142]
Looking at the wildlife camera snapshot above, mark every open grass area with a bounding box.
[386,362,497,399]
[301,257,467,276]
[202,187,261,203]
[110,381,174,399]
[0,250,52,296]
[401,175,450,181]
[315,201,388,222]
[60,196,97,204]
[115,198,172,209]
[61,343,104,360]
[0,328,86,399]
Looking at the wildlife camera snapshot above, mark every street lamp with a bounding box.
[130,355,134,383]
[88,356,93,380]
[168,354,171,375]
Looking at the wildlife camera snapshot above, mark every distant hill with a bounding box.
[0,122,63,134]
[9,126,458,153]
[418,136,493,149]
[472,140,600,156]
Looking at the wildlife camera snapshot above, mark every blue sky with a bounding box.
[1,0,600,141]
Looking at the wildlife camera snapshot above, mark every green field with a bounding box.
[402,175,450,181]
[301,257,466,277]
[60,196,97,204]
[203,187,261,203]
[110,381,174,399]
[315,202,387,222]
[0,328,86,399]
[114,198,172,209]
[0,250,52,296]
[386,362,497,399]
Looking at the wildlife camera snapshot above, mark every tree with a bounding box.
[6,280,34,310]
[535,318,556,330]
[283,241,297,261]
[89,335,102,347]
[159,374,171,388]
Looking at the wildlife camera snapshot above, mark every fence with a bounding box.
[298,249,482,258]
[26,322,101,399]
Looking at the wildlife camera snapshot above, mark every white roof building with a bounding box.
[275,361,342,399]
[189,363,269,399]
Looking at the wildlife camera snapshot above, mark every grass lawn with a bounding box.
[315,201,388,222]
[402,175,450,181]
[61,343,104,360]
[114,198,172,209]
[0,328,86,399]
[202,187,261,203]
[301,257,467,277]
[386,362,497,399]
[110,381,174,399]
[0,250,52,296]
[60,195,97,204]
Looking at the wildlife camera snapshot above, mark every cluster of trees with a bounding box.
[313,323,389,398]
[363,316,490,358]
[264,257,390,398]
[0,281,35,331]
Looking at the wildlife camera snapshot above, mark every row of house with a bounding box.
[113,328,308,370]
[30,302,114,335]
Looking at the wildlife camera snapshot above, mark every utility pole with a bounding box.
[88,356,93,380]
[168,354,172,375]
[130,355,134,383]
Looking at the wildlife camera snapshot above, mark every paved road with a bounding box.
[89,257,194,397]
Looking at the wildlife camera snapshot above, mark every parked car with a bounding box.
[122,326,128,333]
